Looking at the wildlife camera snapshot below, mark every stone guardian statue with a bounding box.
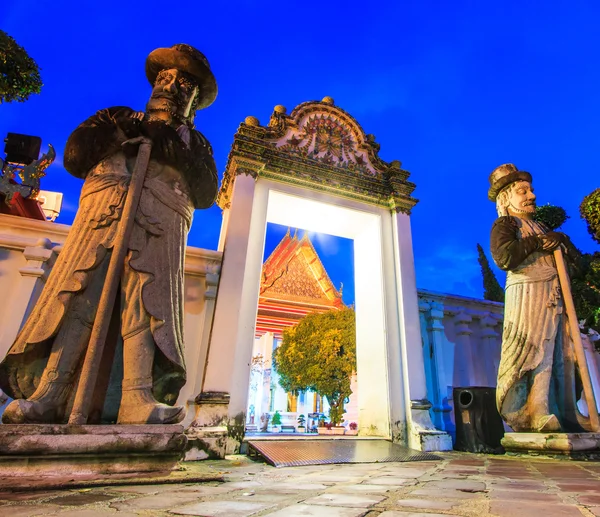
[489,164,590,433]
[0,44,219,425]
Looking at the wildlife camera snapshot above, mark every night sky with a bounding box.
[2,1,599,302]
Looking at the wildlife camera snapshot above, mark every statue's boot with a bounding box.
[117,329,185,424]
[2,369,73,424]
[533,414,561,433]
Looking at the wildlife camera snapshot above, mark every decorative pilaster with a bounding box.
[453,310,475,386]
[0,238,56,357]
[424,301,453,430]
[479,312,502,386]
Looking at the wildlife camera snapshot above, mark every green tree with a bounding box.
[0,31,42,103]
[534,203,569,230]
[531,201,600,338]
[477,243,504,302]
[580,188,600,245]
[273,308,356,425]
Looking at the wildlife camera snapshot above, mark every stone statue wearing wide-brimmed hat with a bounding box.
[0,44,218,425]
[489,164,590,433]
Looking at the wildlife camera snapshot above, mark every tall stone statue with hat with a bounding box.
[489,164,596,433]
[0,44,219,425]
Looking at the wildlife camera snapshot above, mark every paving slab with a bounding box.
[52,492,119,506]
[489,489,562,502]
[111,493,203,511]
[363,476,416,486]
[330,484,393,493]
[303,493,386,508]
[379,510,460,517]
[489,500,585,517]
[0,491,65,502]
[263,504,369,516]
[392,498,459,510]
[0,505,62,517]
[426,479,486,491]
[57,511,139,517]
[170,500,275,516]
[266,482,329,491]
[409,487,482,499]
[574,493,600,505]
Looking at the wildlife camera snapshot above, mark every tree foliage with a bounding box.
[0,30,42,103]
[272,308,356,425]
[580,188,600,245]
[477,243,504,302]
[534,203,569,230]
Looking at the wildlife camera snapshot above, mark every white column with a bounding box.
[393,212,452,451]
[195,175,268,426]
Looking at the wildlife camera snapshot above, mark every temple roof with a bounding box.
[256,229,344,337]
[260,229,343,308]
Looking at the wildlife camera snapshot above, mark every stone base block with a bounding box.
[0,424,187,488]
[502,432,600,457]
[185,426,228,460]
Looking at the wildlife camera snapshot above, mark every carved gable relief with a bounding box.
[275,113,377,175]
[218,98,418,214]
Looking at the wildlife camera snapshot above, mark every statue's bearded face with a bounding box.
[506,180,536,216]
[146,68,198,125]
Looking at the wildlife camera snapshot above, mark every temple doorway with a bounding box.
[245,223,356,435]
[197,98,447,453]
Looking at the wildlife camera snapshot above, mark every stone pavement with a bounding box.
[1,452,599,517]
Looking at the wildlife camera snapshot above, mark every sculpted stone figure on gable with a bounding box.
[489,164,590,433]
[0,44,218,425]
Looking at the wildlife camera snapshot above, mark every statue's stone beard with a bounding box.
[510,201,535,215]
[146,95,191,126]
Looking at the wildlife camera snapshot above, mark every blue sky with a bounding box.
[2,1,599,299]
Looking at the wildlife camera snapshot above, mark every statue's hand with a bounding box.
[122,136,152,148]
[541,231,567,251]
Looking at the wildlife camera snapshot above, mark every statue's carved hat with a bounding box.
[488,163,532,201]
[146,44,217,110]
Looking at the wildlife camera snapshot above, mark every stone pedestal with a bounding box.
[502,432,600,458]
[0,424,187,488]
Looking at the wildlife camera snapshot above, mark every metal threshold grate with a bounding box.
[247,439,441,467]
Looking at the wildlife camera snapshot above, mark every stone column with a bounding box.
[453,310,475,387]
[424,300,453,430]
[393,212,452,451]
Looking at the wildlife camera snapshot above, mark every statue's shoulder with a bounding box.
[493,216,519,230]
[77,106,135,128]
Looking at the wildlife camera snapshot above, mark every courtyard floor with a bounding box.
[1,452,600,517]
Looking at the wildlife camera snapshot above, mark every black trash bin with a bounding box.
[453,387,504,454]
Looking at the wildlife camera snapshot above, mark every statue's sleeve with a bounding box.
[490,216,543,271]
[186,131,219,209]
[64,107,136,179]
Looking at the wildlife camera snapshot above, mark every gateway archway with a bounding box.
[194,98,451,455]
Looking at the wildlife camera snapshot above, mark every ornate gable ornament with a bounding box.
[217,97,418,213]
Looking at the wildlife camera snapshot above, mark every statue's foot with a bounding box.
[533,414,561,433]
[117,402,185,424]
[1,398,62,424]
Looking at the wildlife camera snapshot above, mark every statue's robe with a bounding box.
[491,216,587,432]
[0,107,218,410]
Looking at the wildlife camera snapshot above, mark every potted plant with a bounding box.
[346,421,358,436]
[271,410,282,433]
[297,413,306,433]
